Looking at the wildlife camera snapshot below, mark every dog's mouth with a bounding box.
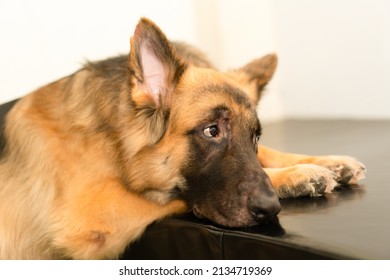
[192,206,205,219]
[191,203,258,228]
[190,190,281,228]
[183,158,281,227]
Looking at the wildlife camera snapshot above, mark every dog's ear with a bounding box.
[228,54,277,104]
[129,18,187,107]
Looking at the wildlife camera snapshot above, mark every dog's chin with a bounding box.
[192,207,205,219]
[192,206,257,228]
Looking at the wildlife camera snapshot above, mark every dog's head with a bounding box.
[127,18,280,227]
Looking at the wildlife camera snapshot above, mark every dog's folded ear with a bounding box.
[228,54,278,105]
[129,18,187,107]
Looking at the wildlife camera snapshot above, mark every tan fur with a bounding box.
[258,146,365,198]
[0,19,190,259]
[0,89,187,259]
[0,17,365,259]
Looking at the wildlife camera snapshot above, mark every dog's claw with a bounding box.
[312,156,366,185]
[272,164,338,198]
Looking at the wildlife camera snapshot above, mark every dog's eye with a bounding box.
[253,134,261,153]
[203,125,219,138]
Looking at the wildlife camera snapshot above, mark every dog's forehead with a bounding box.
[174,67,258,123]
[195,83,253,110]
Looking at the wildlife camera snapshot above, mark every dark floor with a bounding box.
[125,119,390,260]
[259,119,390,259]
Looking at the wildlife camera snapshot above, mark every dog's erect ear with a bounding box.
[129,18,187,107]
[228,54,277,105]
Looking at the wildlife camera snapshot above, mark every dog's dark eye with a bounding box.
[203,125,219,138]
[255,135,260,144]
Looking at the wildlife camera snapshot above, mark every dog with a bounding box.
[0,18,365,259]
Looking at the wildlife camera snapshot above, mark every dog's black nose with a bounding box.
[248,193,281,222]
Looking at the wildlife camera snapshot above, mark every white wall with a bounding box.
[272,0,390,119]
[0,0,201,102]
[1,0,389,121]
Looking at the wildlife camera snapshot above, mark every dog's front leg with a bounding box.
[257,145,366,198]
[51,178,187,259]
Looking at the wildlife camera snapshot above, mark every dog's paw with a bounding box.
[267,164,338,199]
[309,156,366,185]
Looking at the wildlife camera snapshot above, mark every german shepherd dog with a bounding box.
[0,18,365,259]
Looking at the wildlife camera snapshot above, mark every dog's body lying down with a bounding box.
[0,18,365,259]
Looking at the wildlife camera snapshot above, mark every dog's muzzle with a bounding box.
[242,172,281,223]
[248,191,281,222]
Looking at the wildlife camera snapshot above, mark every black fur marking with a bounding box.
[200,83,253,110]
[0,99,19,157]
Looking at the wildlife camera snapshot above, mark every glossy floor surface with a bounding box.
[259,120,390,259]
